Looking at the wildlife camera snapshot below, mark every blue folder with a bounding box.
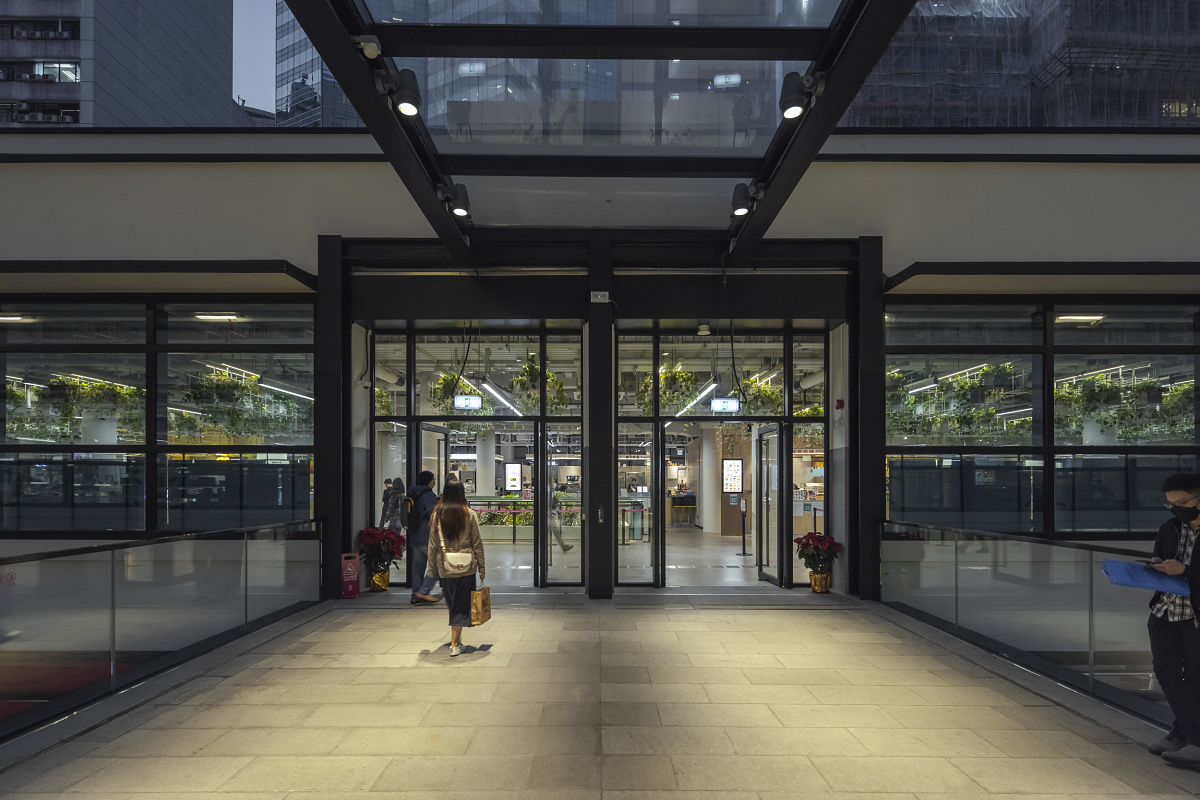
[1101,558,1191,596]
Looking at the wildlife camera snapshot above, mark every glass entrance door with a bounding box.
[757,425,780,584]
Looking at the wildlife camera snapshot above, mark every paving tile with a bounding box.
[646,667,750,684]
[909,684,1020,706]
[492,682,599,703]
[90,728,226,757]
[468,726,600,754]
[526,754,602,789]
[770,703,905,729]
[837,669,950,686]
[177,704,319,729]
[602,755,679,790]
[974,729,1115,758]
[672,754,829,791]
[882,705,1029,730]
[68,756,253,793]
[373,755,533,790]
[601,666,652,683]
[602,682,711,703]
[811,756,983,793]
[657,702,781,727]
[602,726,734,755]
[302,702,431,727]
[950,757,1136,794]
[742,667,853,685]
[602,702,662,726]
[727,727,870,756]
[849,727,1007,757]
[704,683,818,704]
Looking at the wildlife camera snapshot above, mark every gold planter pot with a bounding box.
[368,571,390,592]
[809,571,832,593]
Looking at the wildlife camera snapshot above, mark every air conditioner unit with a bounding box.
[28,112,44,122]
[14,30,28,39]
[41,74,56,82]
[29,31,42,39]
[17,103,29,112]
[42,114,59,123]
[61,114,76,123]
[16,114,31,123]
[59,31,72,39]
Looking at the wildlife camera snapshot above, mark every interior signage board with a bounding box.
[505,463,522,491]
[712,397,740,413]
[713,73,741,87]
[722,458,743,493]
[458,61,488,76]
[454,394,482,410]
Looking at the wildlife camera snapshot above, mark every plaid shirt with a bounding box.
[1152,520,1198,623]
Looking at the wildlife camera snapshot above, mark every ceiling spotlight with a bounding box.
[779,72,806,119]
[697,324,711,336]
[731,183,752,216]
[449,183,471,217]
[354,35,382,60]
[394,68,421,116]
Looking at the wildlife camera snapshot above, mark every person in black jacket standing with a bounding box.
[1146,472,1200,765]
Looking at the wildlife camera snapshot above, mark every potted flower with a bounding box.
[794,532,843,593]
[359,527,405,592]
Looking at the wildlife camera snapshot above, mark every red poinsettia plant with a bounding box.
[359,527,405,575]
[794,532,843,574]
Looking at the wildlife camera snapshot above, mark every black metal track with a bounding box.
[729,0,920,260]
[440,154,760,179]
[284,0,472,263]
[370,23,826,61]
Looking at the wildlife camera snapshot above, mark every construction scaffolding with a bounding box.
[841,0,1200,128]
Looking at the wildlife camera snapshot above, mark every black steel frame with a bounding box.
[883,294,1200,542]
[0,297,315,538]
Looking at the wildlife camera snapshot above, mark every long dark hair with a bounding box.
[433,480,471,546]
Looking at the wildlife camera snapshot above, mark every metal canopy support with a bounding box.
[284,0,472,263]
[728,0,919,260]
[370,23,826,61]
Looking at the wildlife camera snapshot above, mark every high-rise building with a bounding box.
[0,1,256,127]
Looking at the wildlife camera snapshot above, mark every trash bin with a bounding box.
[341,553,360,599]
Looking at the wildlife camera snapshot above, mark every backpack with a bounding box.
[405,487,429,532]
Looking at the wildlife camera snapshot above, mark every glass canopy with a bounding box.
[416,58,809,157]
[372,0,845,27]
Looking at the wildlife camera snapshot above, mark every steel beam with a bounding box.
[440,154,760,179]
[371,23,826,61]
[284,0,472,263]
[728,0,919,260]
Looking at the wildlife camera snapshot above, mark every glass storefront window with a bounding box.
[1054,306,1198,346]
[886,305,1041,346]
[547,423,583,583]
[0,305,145,344]
[0,452,145,531]
[159,453,313,531]
[658,334,786,418]
[618,422,655,583]
[793,423,826,577]
[793,335,824,418]
[546,335,583,416]
[885,355,1039,446]
[374,335,407,417]
[414,333,538,417]
[1053,354,1194,445]
[4,353,146,445]
[618,336,654,417]
[166,354,314,446]
[886,453,1044,534]
[164,305,314,344]
[373,421,407,525]
[1055,453,1198,532]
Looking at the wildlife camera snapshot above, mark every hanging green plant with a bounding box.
[427,373,495,433]
[794,405,824,418]
[5,384,25,411]
[509,358,570,415]
[741,380,783,416]
[180,373,299,439]
[374,388,396,416]
[636,364,696,416]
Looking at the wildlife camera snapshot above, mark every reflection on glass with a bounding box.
[374,422,407,525]
[1092,553,1160,711]
[792,335,824,418]
[881,524,956,620]
[547,423,583,583]
[247,524,321,620]
[886,454,1043,534]
[414,333,539,416]
[0,305,145,344]
[0,452,145,530]
[166,354,314,446]
[793,423,825,577]
[1054,306,1198,346]
[618,336,654,417]
[423,59,807,157]
[618,422,655,583]
[164,305,314,344]
[1055,454,1199,532]
[885,305,1040,346]
[374,335,407,417]
[376,1,843,26]
[4,354,146,445]
[656,334,785,418]
[546,335,583,416]
[1053,354,1194,445]
[759,427,779,579]
[159,453,312,531]
[886,355,1039,446]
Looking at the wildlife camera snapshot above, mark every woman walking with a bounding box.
[426,480,485,656]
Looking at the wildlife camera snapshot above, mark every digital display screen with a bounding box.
[505,463,522,491]
[722,459,743,493]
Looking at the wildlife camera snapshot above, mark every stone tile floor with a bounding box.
[3,592,1199,799]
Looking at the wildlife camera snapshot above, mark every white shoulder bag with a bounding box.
[436,514,476,577]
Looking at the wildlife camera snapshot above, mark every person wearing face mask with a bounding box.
[1146,472,1200,765]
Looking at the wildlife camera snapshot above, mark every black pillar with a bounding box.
[584,237,615,599]
[851,236,886,600]
[315,235,350,599]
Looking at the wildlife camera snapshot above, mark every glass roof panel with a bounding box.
[456,176,744,227]
[373,0,844,27]
[408,58,808,156]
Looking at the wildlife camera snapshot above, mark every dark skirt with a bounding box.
[442,573,476,627]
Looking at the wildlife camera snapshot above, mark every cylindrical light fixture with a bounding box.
[697,324,711,336]
[395,68,421,116]
[779,71,805,119]
[730,183,751,216]
[450,183,471,217]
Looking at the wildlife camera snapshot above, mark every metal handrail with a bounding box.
[884,519,1154,559]
[0,518,321,567]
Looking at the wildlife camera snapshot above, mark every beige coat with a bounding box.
[427,508,485,578]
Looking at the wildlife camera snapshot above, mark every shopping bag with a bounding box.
[470,583,491,626]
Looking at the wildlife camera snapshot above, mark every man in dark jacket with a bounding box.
[407,471,440,605]
[1147,472,1200,765]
